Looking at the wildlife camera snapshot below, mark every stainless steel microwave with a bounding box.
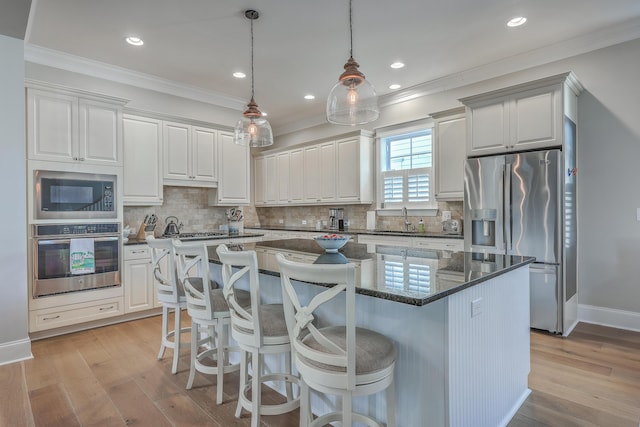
[34,170,117,220]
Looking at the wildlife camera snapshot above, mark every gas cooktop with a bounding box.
[162,231,227,240]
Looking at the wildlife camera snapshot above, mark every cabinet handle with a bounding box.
[99,305,115,311]
[79,157,85,161]
[72,157,78,160]
[43,315,61,321]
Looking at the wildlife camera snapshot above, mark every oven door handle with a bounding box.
[36,236,120,245]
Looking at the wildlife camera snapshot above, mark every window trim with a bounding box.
[375,118,438,213]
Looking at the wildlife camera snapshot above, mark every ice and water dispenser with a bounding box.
[470,209,497,247]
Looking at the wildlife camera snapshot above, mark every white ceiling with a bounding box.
[22,0,640,132]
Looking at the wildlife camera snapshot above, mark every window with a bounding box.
[378,127,436,209]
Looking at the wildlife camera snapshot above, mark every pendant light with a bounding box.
[326,0,379,126]
[234,10,273,147]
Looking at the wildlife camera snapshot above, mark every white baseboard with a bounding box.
[578,304,640,332]
[0,337,33,366]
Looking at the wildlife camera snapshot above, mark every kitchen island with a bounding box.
[206,239,533,427]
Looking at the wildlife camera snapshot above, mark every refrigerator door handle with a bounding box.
[504,162,512,253]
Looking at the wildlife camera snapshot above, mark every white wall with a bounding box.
[0,34,31,365]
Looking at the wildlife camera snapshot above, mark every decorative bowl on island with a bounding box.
[313,234,350,253]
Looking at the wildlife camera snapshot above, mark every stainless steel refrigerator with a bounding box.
[463,134,577,334]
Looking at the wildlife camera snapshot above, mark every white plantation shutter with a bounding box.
[379,128,436,209]
[382,257,434,295]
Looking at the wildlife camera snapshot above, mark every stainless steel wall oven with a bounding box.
[32,223,121,297]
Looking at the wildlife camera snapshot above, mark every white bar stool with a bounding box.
[146,236,190,374]
[276,253,397,427]
[173,240,249,405]
[217,244,300,427]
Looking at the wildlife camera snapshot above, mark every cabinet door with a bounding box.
[191,126,217,182]
[510,85,561,151]
[320,142,336,202]
[303,146,321,202]
[163,121,191,181]
[289,149,304,203]
[435,114,465,200]
[79,98,122,165]
[124,258,154,312]
[336,137,360,201]
[27,89,78,162]
[217,131,250,204]
[265,154,278,203]
[123,115,163,205]
[277,152,290,204]
[254,156,266,205]
[466,99,509,156]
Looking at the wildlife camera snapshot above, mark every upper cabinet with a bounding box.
[461,72,583,157]
[433,108,466,201]
[253,131,373,206]
[122,114,163,206]
[210,131,251,206]
[163,121,217,187]
[27,85,127,166]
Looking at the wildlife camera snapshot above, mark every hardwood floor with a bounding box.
[2,317,640,426]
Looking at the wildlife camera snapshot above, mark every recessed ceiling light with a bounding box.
[304,94,315,100]
[233,71,246,79]
[507,17,527,27]
[125,36,144,46]
[389,84,401,90]
[390,62,405,69]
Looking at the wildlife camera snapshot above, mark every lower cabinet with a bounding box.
[29,297,124,332]
[123,244,161,313]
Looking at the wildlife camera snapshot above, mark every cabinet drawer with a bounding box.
[29,297,123,332]
[412,238,463,251]
[124,245,150,260]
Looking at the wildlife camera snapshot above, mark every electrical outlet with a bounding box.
[278,219,284,224]
[637,208,640,221]
[302,220,307,225]
[442,211,452,221]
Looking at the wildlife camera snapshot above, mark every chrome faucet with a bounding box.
[402,206,411,232]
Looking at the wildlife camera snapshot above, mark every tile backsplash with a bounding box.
[124,186,463,235]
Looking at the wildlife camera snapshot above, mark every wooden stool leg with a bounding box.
[186,320,197,389]
[251,350,261,427]
[285,350,293,401]
[171,307,181,374]
[216,320,225,405]
[386,378,396,427]
[158,304,169,360]
[342,392,352,426]
[300,379,310,427]
[235,350,247,419]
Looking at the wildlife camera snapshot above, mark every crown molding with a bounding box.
[24,44,246,112]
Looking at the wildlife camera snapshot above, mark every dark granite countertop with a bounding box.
[124,232,264,246]
[245,225,463,239]
[207,238,533,306]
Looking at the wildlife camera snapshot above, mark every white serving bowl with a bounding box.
[313,234,350,253]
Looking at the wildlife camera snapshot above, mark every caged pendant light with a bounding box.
[326,0,379,126]
[234,9,273,147]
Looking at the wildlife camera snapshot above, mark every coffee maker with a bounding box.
[329,208,345,231]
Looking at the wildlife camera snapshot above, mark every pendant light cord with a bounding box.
[349,0,353,58]
[250,16,255,99]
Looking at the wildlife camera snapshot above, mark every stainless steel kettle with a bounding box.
[163,216,180,236]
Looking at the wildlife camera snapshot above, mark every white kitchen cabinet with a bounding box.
[277,152,291,204]
[303,145,322,202]
[254,155,266,205]
[27,86,126,166]
[213,131,251,205]
[163,121,217,187]
[412,237,463,251]
[462,73,582,156]
[289,149,304,203]
[123,245,155,313]
[265,154,278,203]
[29,298,124,332]
[123,114,163,205]
[433,108,466,200]
[336,134,373,203]
[320,142,337,202]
